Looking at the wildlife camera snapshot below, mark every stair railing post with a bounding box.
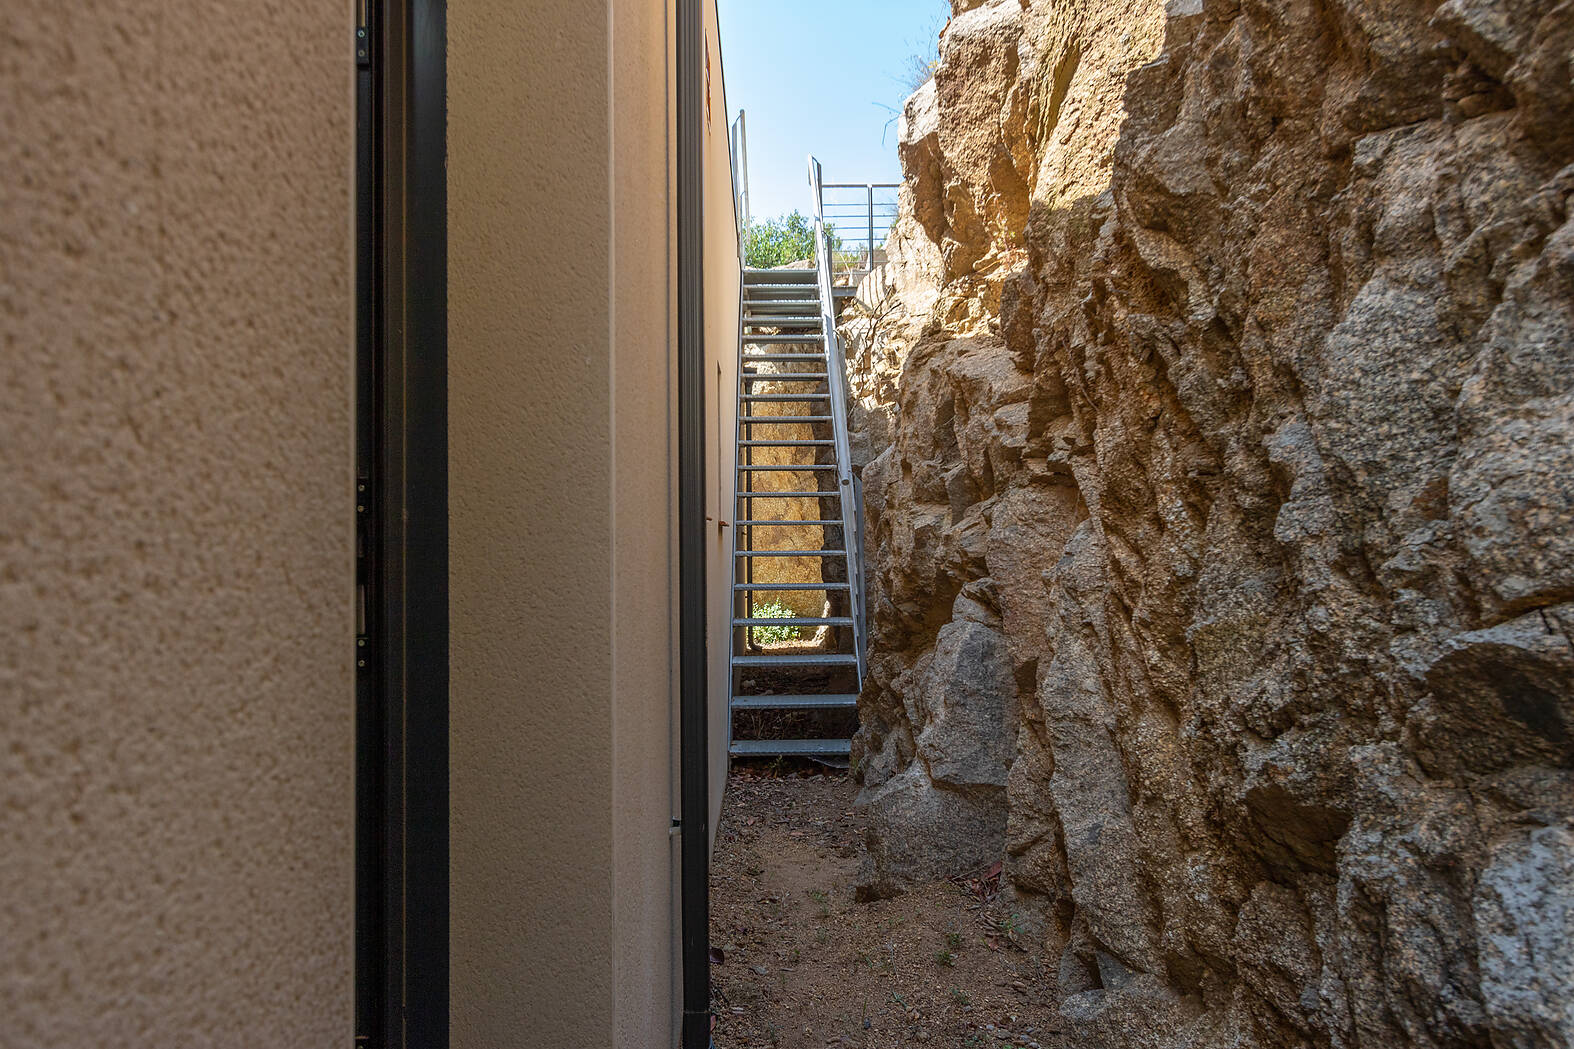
[738,110,749,231]
[807,155,867,684]
[730,110,751,261]
[866,183,875,277]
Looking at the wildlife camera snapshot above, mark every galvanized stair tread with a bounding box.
[732,653,858,667]
[732,616,853,627]
[735,549,848,557]
[744,271,818,279]
[729,738,852,757]
[730,694,858,710]
[740,394,831,402]
[737,463,837,471]
[738,439,835,446]
[735,490,842,498]
[742,333,824,343]
[739,415,832,423]
[736,519,842,525]
[734,581,850,590]
[741,354,827,362]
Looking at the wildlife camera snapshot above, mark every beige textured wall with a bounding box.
[448,0,615,1042]
[704,1,743,832]
[613,0,683,1042]
[449,0,733,1044]
[0,2,355,1046]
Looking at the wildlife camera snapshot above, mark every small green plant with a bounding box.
[808,888,831,917]
[995,912,1025,946]
[934,948,956,967]
[749,600,803,645]
[945,931,963,949]
[950,987,972,1007]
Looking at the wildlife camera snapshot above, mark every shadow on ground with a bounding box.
[710,767,1064,1048]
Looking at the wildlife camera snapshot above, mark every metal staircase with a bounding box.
[727,158,868,759]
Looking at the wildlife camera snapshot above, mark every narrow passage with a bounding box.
[710,766,1064,1049]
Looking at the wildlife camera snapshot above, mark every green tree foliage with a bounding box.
[742,211,842,269]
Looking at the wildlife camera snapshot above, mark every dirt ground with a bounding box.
[710,766,1063,1049]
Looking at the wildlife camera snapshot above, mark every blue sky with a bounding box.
[716,0,949,221]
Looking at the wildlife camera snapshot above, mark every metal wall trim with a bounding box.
[677,0,712,1045]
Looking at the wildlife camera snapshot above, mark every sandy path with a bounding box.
[709,768,1065,1048]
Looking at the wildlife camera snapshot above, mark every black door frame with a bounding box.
[356,1,708,1044]
[676,0,711,1045]
[355,0,448,1045]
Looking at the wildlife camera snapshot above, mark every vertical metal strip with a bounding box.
[353,1,384,1042]
[677,0,711,1045]
[358,1,448,1045]
[399,0,449,1043]
[866,184,874,274]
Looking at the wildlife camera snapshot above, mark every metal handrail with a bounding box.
[819,182,899,283]
[808,155,868,684]
[729,110,750,260]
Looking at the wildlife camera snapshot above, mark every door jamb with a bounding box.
[355,1,449,1045]
[677,0,711,1046]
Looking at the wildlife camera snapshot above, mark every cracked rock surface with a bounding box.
[841,0,1574,1045]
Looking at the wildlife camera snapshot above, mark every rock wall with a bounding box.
[844,0,1574,1046]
